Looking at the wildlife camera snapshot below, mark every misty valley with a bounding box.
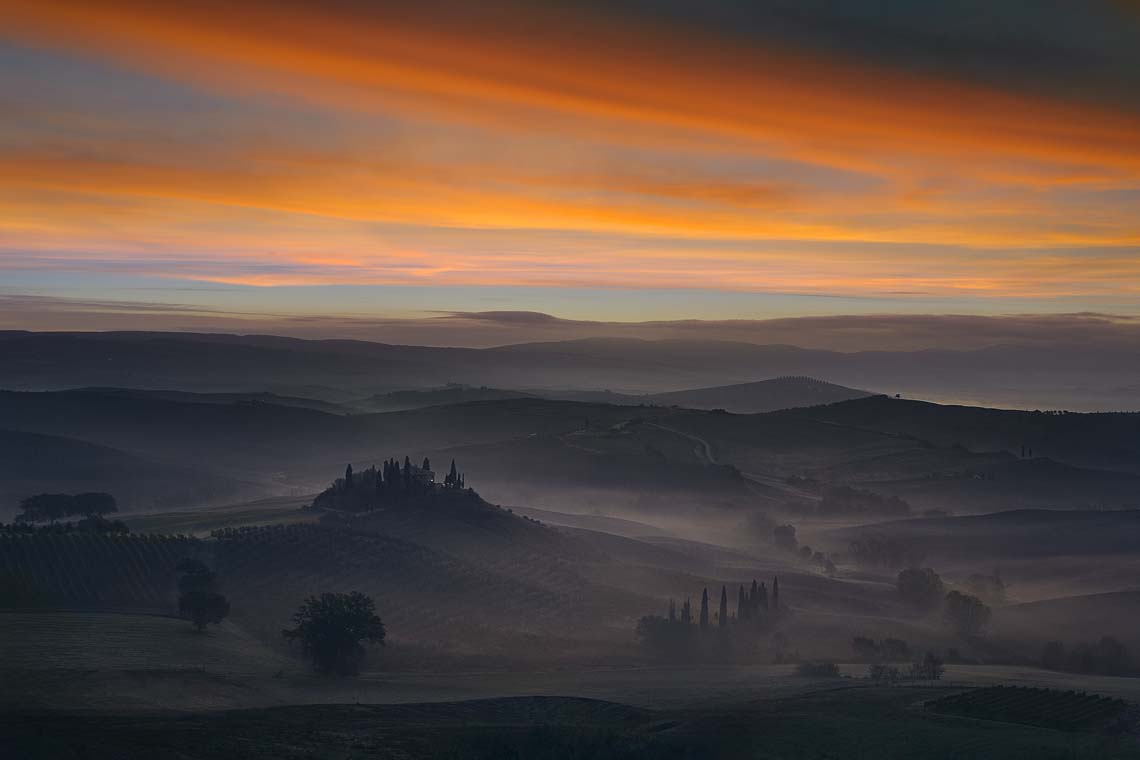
[2,332,1139,758]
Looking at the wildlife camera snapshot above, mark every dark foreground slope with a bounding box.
[5,687,1139,760]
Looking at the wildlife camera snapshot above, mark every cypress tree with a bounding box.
[681,598,691,624]
[668,599,676,622]
[448,459,458,488]
[699,588,709,630]
[750,579,759,616]
[772,576,780,611]
[719,585,728,627]
[345,463,354,489]
[737,585,747,622]
[422,457,431,472]
[759,582,769,611]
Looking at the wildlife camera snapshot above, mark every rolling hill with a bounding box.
[0,429,261,519]
[4,330,1138,410]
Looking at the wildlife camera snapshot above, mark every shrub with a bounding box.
[796,661,840,677]
[909,651,945,680]
[868,663,901,682]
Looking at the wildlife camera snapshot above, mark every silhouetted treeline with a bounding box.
[1,515,129,535]
[311,457,469,512]
[637,577,788,662]
[14,492,118,523]
[1040,637,1136,677]
[772,524,836,574]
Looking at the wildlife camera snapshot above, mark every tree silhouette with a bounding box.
[176,558,229,632]
[345,463,354,489]
[944,591,991,638]
[719,585,728,627]
[737,585,747,622]
[282,591,386,675]
[699,588,709,630]
[681,598,692,624]
[16,494,73,524]
[897,567,945,610]
[772,576,780,611]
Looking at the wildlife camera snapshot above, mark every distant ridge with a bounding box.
[642,375,873,413]
[547,376,872,414]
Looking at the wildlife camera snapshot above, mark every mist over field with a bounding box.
[4,0,1140,756]
[2,328,1139,758]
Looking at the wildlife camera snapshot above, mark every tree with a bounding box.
[718,585,728,627]
[176,558,229,632]
[773,524,797,551]
[681,598,692,624]
[422,457,431,472]
[282,591,386,675]
[345,463,354,489]
[910,651,944,680]
[737,585,747,622]
[699,588,709,630]
[179,591,230,632]
[896,567,945,610]
[16,494,73,524]
[772,576,780,611]
[944,590,991,638]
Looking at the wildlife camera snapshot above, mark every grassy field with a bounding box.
[4,687,1139,759]
[0,610,289,674]
[124,495,317,536]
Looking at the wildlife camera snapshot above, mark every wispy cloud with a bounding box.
[0,0,1137,310]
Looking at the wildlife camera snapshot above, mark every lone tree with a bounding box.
[944,590,991,638]
[282,591,386,675]
[896,567,945,610]
[176,558,230,632]
[699,588,710,630]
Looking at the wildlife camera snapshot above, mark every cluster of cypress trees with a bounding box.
[314,457,468,512]
[667,576,782,630]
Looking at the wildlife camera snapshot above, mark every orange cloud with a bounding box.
[0,0,1138,303]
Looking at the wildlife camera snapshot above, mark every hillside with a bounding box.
[643,376,872,413]
[351,386,535,412]
[4,331,1138,411]
[822,510,1140,563]
[995,591,1140,652]
[780,396,1140,475]
[0,429,261,519]
[3,388,1135,522]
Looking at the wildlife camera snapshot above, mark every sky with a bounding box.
[2,0,1139,340]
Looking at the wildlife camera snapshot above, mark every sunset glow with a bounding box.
[2,0,1139,323]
